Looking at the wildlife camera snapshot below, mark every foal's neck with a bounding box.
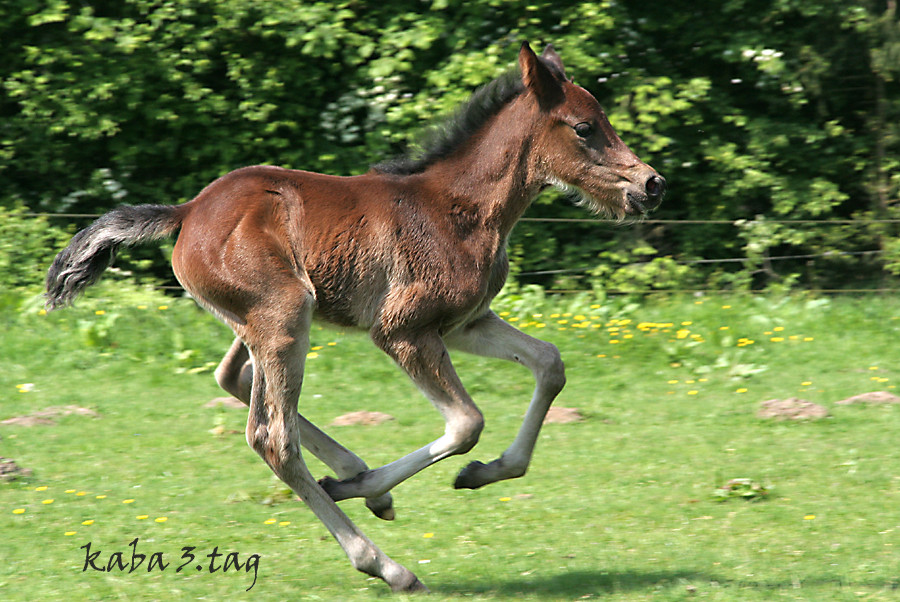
[422,97,544,239]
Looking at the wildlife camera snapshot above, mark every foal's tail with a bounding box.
[45,204,187,310]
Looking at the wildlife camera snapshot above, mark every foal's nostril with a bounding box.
[646,175,666,200]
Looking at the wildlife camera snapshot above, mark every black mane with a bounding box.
[372,68,526,176]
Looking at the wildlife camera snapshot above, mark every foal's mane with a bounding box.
[372,68,526,176]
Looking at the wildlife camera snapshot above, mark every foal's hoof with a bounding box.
[318,476,396,520]
[453,460,490,490]
[391,574,429,593]
[365,493,396,521]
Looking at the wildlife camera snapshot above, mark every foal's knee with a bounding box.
[445,410,485,456]
[537,342,566,396]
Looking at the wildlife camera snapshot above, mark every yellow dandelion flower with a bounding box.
[687,390,699,395]
[137,305,147,310]
[310,346,324,351]
[76,491,87,496]
[869,366,880,371]
[137,515,149,520]
[773,326,785,332]
[736,388,748,393]
[96,495,107,499]
[327,342,337,346]
[264,518,277,525]
[35,486,48,491]
[42,499,54,505]
[12,509,25,515]
[423,533,435,539]
[81,520,94,526]
[499,497,512,502]
[803,515,816,520]
[307,352,319,359]
[155,517,167,523]
[158,305,168,311]
[64,531,77,536]
[95,310,105,316]
[38,309,47,316]
[676,329,690,339]
[279,521,291,526]
[65,489,76,493]
[801,381,812,386]
[803,337,814,342]
[122,499,135,504]
[667,380,679,385]
[721,305,732,309]
[771,337,785,342]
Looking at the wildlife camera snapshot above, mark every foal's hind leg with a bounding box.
[215,336,395,520]
[443,311,566,489]
[240,293,424,592]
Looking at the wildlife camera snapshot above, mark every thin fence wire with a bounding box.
[20,212,900,296]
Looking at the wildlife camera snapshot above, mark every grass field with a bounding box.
[2,284,899,600]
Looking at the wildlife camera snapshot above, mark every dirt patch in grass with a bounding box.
[757,398,828,420]
[331,411,395,426]
[1,405,100,427]
[835,391,900,405]
[543,406,584,424]
[203,396,247,409]
[0,457,33,482]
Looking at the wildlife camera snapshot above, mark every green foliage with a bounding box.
[0,205,69,308]
[1,0,899,292]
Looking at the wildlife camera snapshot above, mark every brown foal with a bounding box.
[46,43,665,592]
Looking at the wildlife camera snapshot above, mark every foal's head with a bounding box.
[520,43,666,219]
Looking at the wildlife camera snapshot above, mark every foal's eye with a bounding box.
[574,122,594,138]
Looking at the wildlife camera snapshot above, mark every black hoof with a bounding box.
[453,460,488,490]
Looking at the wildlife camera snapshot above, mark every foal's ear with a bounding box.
[519,42,564,109]
[540,44,567,79]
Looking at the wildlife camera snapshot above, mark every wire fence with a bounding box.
[21,212,900,296]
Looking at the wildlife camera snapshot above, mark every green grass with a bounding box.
[2,285,900,600]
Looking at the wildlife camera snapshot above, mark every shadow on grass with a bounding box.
[429,569,703,597]
[428,569,898,598]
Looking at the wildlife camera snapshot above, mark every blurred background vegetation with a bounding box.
[1,0,898,296]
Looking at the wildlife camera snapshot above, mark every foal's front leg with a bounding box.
[318,329,485,503]
[443,311,566,489]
